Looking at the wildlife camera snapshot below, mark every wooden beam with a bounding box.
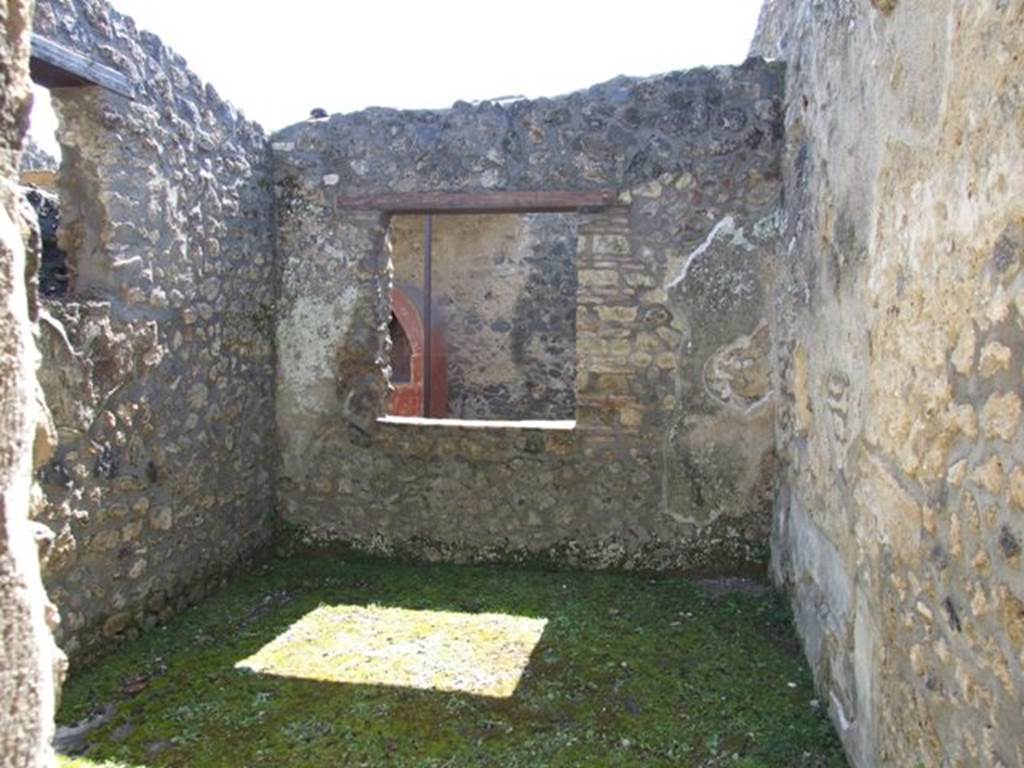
[334,190,618,214]
[30,35,134,99]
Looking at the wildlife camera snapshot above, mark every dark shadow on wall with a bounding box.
[509,214,578,421]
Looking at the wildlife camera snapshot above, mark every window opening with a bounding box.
[22,36,133,299]
[385,211,580,424]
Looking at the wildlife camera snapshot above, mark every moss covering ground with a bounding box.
[57,556,847,767]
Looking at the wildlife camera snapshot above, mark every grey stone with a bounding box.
[53,705,115,756]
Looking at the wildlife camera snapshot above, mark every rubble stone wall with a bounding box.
[753,1,1024,765]
[31,0,278,662]
[273,61,785,569]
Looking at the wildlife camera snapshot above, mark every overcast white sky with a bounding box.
[30,1,765,155]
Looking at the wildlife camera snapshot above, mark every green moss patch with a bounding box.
[57,556,846,767]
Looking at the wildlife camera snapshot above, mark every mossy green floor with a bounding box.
[57,557,846,767]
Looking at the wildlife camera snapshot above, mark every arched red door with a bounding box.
[388,286,447,417]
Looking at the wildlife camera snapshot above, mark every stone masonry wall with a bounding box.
[389,213,577,420]
[273,61,784,569]
[754,1,1024,765]
[0,1,65,764]
[30,0,278,662]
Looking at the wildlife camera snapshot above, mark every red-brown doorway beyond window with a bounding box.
[388,285,447,417]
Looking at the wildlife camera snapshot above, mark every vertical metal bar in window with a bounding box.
[422,213,433,418]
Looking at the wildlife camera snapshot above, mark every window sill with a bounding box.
[377,416,576,431]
